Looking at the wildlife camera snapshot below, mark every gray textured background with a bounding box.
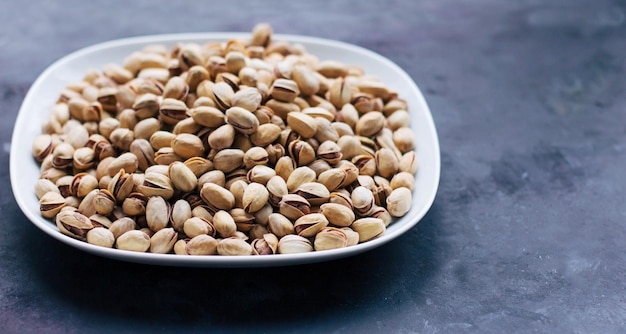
[1,0,626,332]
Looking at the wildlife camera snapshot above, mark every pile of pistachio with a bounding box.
[33,24,418,255]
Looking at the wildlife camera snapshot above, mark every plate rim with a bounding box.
[10,32,441,267]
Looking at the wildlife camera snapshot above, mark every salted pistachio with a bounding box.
[108,127,134,152]
[40,167,68,184]
[291,64,319,96]
[266,175,288,207]
[116,230,150,252]
[185,234,218,255]
[226,106,260,135]
[308,159,331,177]
[93,189,116,215]
[189,106,224,129]
[316,60,348,78]
[340,227,360,246]
[301,107,334,122]
[208,124,235,151]
[177,44,204,70]
[240,182,269,214]
[370,205,392,227]
[249,224,270,241]
[253,203,273,227]
[56,210,93,240]
[398,151,418,175]
[35,179,59,200]
[126,139,152,171]
[351,92,374,113]
[320,203,355,227]
[313,227,348,251]
[212,81,234,111]
[149,227,178,253]
[286,166,316,193]
[264,99,300,120]
[351,217,385,242]
[288,139,316,166]
[122,192,148,216]
[279,194,311,221]
[185,65,210,91]
[375,147,399,179]
[149,131,176,151]
[146,196,170,231]
[39,191,67,218]
[154,147,183,165]
[96,87,118,113]
[286,112,317,138]
[159,98,188,125]
[228,179,247,208]
[355,111,385,137]
[249,23,272,47]
[224,50,246,74]
[317,168,347,192]
[131,93,159,120]
[393,127,415,153]
[137,67,170,84]
[232,87,262,112]
[317,141,343,165]
[245,165,274,185]
[200,183,235,211]
[266,143,286,166]
[390,172,415,191]
[293,213,329,238]
[251,233,279,255]
[295,182,330,206]
[387,110,410,131]
[55,175,73,197]
[277,234,313,254]
[243,146,269,169]
[184,157,213,177]
[162,76,189,100]
[357,135,377,157]
[230,208,255,232]
[217,237,252,255]
[383,98,408,116]
[107,169,135,202]
[51,142,74,169]
[328,77,353,109]
[213,149,244,173]
[355,79,392,100]
[376,128,402,160]
[32,134,55,162]
[337,135,362,160]
[173,239,188,255]
[386,187,412,217]
[137,172,175,199]
[170,199,192,232]
[172,117,201,135]
[183,216,214,238]
[210,210,235,238]
[70,173,98,198]
[144,164,169,176]
[171,133,204,160]
[313,118,339,143]
[352,155,376,176]
[86,227,115,248]
[351,186,375,216]
[197,170,226,189]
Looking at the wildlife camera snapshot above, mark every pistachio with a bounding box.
[225,106,260,135]
[287,112,317,138]
[320,203,355,227]
[39,191,67,218]
[390,172,415,191]
[35,179,59,200]
[386,110,410,131]
[279,194,311,221]
[337,135,362,160]
[250,23,272,47]
[355,111,385,137]
[351,217,385,242]
[197,170,226,189]
[243,146,269,169]
[328,77,353,109]
[32,134,55,162]
[370,206,393,227]
[107,169,135,202]
[183,216,214,238]
[286,166,316,193]
[242,182,269,213]
[340,227,360,246]
[170,133,204,159]
[116,230,150,252]
[154,147,183,165]
[213,149,244,173]
[190,106,225,128]
[247,165,276,185]
[351,92,374,113]
[86,227,115,248]
[185,65,210,91]
[317,141,343,165]
[294,213,329,238]
[313,118,340,143]
[230,208,256,232]
[314,227,348,251]
[129,139,155,171]
[251,233,279,255]
[210,210,235,238]
[212,81,234,111]
[277,234,313,254]
[70,172,98,198]
[266,175,288,207]
[375,147,399,179]
[186,235,219,255]
[137,172,175,199]
[121,192,148,216]
[217,237,253,255]
[398,151,418,175]
[171,199,192,232]
[146,196,170,231]
[292,64,319,96]
[288,139,316,166]
[386,187,412,217]
[107,152,138,177]
[351,186,375,216]
[352,155,376,176]
[150,131,176,150]
[56,210,93,240]
[317,168,347,192]
[232,87,262,112]
[208,124,236,151]
[149,227,178,253]
[93,189,116,215]
[264,99,300,120]
[200,183,235,211]
[51,142,74,169]
[184,157,214,177]
[159,98,188,125]
[295,182,330,206]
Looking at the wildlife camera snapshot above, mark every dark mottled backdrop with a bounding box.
[1,0,625,333]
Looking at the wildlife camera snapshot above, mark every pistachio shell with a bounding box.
[351,217,385,242]
[116,230,151,252]
[320,203,355,227]
[314,227,348,251]
[386,187,412,217]
[242,182,269,213]
[277,234,313,254]
[86,227,115,248]
[217,237,253,255]
[149,227,178,253]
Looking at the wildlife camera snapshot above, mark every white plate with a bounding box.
[10,33,440,267]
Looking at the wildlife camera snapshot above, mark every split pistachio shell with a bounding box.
[149,227,178,253]
[242,182,269,213]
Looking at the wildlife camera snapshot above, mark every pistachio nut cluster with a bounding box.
[33,23,418,255]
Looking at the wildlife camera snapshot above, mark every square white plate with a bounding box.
[10,33,440,267]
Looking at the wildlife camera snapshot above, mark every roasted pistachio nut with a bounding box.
[226,106,260,135]
[171,199,192,232]
[320,203,355,227]
[286,112,317,138]
[386,187,412,217]
[213,210,237,238]
[168,161,197,192]
[137,172,175,199]
[40,191,67,218]
[213,149,244,173]
[242,182,270,213]
[314,227,348,251]
[86,227,115,248]
[296,182,330,206]
[294,213,329,238]
[109,217,137,239]
[267,213,295,238]
[279,194,311,221]
[277,234,313,254]
[251,233,279,255]
[56,210,93,240]
[399,151,418,175]
[146,196,170,231]
[200,183,235,211]
[217,237,253,255]
[149,227,178,253]
[35,179,59,200]
[116,230,151,252]
[183,216,214,238]
[351,217,385,242]
[186,234,219,255]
